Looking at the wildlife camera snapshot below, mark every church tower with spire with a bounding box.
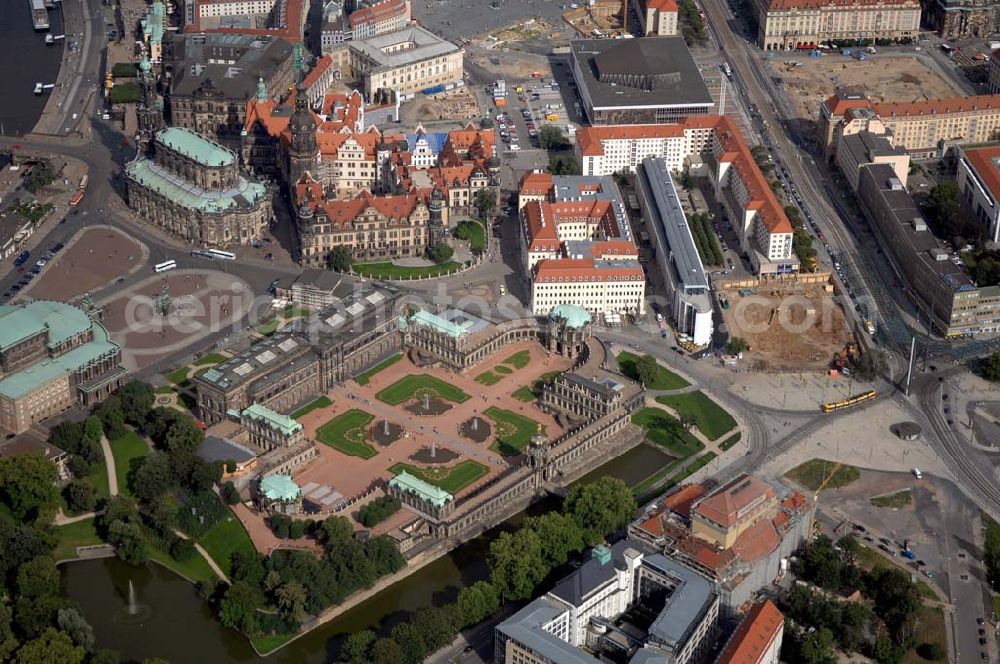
[136,55,163,153]
[287,82,317,189]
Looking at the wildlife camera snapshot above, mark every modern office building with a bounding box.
[957,143,1000,243]
[753,0,920,50]
[0,301,127,435]
[715,600,784,664]
[857,163,1000,336]
[345,25,463,97]
[125,127,273,248]
[632,0,680,35]
[570,37,713,125]
[518,175,645,318]
[577,118,796,276]
[495,541,719,664]
[636,158,714,346]
[819,89,1000,159]
[835,130,910,192]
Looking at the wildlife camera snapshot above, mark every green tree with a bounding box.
[538,125,567,150]
[328,245,354,273]
[131,452,174,501]
[56,607,94,652]
[90,650,122,664]
[358,496,401,527]
[726,337,749,355]
[548,154,582,176]
[49,421,85,456]
[798,626,837,664]
[275,581,307,625]
[412,606,456,652]
[95,397,127,440]
[341,629,376,663]
[97,495,140,536]
[916,642,946,661]
[564,476,635,546]
[868,567,921,646]
[0,454,59,520]
[288,519,307,539]
[218,581,262,634]
[369,638,404,664]
[634,354,660,387]
[142,407,178,446]
[108,521,147,566]
[230,550,266,587]
[979,352,1000,382]
[83,416,104,445]
[118,381,155,427]
[473,187,497,219]
[524,513,584,569]
[24,160,57,194]
[163,417,204,455]
[170,538,196,562]
[17,555,61,600]
[0,604,18,662]
[425,242,455,264]
[221,481,241,505]
[13,628,84,664]
[320,515,353,546]
[488,528,546,600]
[456,581,501,628]
[64,480,97,514]
[389,622,427,664]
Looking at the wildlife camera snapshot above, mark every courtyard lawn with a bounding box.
[256,319,281,337]
[484,407,543,457]
[193,352,227,366]
[511,386,534,402]
[109,431,150,498]
[198,516,256,578]
[456,220,486,253]
[166,367,190,385]
[154,386,173,395]
[315,410,377,459]
[390,460,489,494]
[511,370,563,403]
[354,353,403,386]
[655,391,736,440]
[353,261,463,280]
[282,303,311,318]
[503,350,531,369]
[86,461,111,501]
[291,396,333,420]
[475,371,503,386]
[631,408,704,458]
[494,364,513,375]
[786,458,860,491]
[616,351,689,390]
[53,517,102,562]
[376,374,470,405]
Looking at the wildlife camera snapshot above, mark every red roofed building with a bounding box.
[956,144,1000,244]
[754,0,919,52]
[715,600,784,664]
[349,0,411,40]
[185,0,308,46]
[635,0,679,35]
[576,117,796,275]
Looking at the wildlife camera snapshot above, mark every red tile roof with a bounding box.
[821,92,874,118]
[534,258,645,281]
[646,0,679,11]
[716,600,784,664]
[730,516,780,563]
[663,483,706,518]
[961,144,1000,199]
[693,474,776,528]
[519,171,555,197]
[874,93,1000,118]
[185,0,306,44]
[769,0,914,9]
[349,0,408,28]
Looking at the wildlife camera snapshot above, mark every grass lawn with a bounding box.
[617,351,689,390]
[198,516,255,578]
[655,392,736,441]
[871,489,913,509]
[504,350,531,369]
[291,396,333,420]
[154,386,173,395]
[512,386,534,402]
[376,374,470,405]
[901,607,947,664]
[193,353,227,366]
[632,458,686,499]
[109,431,150,498]
[256,319,281,337]
[855,547,939,601]
[631,408,704,458]
[147,542,218,585]
[354,353,403,386]
[252,633,295,655]
[718,432,742,452]
[993,595,1000,620]
[353,260,462,280]
[475,371,503,386]
[315,410,377,459]
[390,460,489,494]
[786,458,860,491]
[53,518,102,561]
[484,407,542,456]
[166,367,190,385]
[282,304,311,318]
[456,220,486,253]
[86,461,110,501]
[511,370,562,403]
[494,364,513,375]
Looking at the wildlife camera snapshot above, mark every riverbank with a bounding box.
[0,0,64,136]
[32,0,94,137]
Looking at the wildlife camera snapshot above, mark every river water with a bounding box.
[63,444,671,663]
[0,0,64,136]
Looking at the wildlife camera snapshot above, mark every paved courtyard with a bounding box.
[24,225,146,302]
[290,341,573,514]
[99,269,255,370]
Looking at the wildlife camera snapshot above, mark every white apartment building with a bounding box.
[197,0,275,18]
[633,0,679,35]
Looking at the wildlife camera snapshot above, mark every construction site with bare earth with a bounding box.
[717,277,855,372]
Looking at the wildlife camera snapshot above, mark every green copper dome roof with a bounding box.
[139,56,151,73]
[549,304,592,329]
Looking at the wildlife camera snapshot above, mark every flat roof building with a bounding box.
[957,143,1000,244]
[570,37,712,125]
[637,157,714,346]
[346,25,464,97]
[836,130,910,193]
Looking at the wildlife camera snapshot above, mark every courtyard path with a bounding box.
[101,434,119,497]
[173,529,230,584]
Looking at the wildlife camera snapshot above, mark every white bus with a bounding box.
[153,260,177,273]
[191,250,215,261]
[206,249,236,260]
